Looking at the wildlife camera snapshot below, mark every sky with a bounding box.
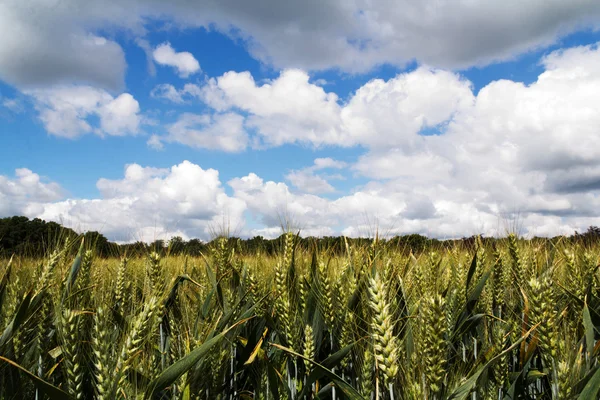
[1,0,600,242]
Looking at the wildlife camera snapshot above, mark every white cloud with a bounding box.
[221,0,600,72]
[192,42,600,216]
[285,170,335,194]
[147,134,164,150]
[228,170,600,239]
[31,161,246,242]
[285,157,347,194]
[153,42,200,78]
[98,93,141,136]
[156,112,248,152]
[3,30,600,241]
[135,38,157,77]
[122,43,600,240]
[27,85,142,138]
[146,48,600,164]
[150,84,185,103]
[1,97,23,113]
[0,168,64,217]
[2,160,600,243]
[222,43,600,239]
[313,157,347,170]
[354,149,454,181]
[1,0,599,92]
[348,43,600,235]
[196,66,471,149]
[444,43,600,181]
[228,173,433,238]
[0,1,126,90]
[150,83,203,104]
[341,68,474,149]
[200,69,344,147]
[229,172,336,230]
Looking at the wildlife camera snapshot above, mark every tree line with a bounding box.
[1,215,598,258]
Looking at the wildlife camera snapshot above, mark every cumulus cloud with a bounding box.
[46,42,595,240]
[220,43,600,238]
[29,161,246,242]
[0,168,64,217]
[98,93,141,135]
[27,85,142,138]
[285,157,347,194]
[157,112,248,152]
[199,69,344,147]
[192,66,471,149]
[1,0,599,91]
[147,134,164,150]
[1,162,600,243]
[341,68,474,149]
[150,84,185,104]
[229,172,336,232]
[150,83,203,104]
[3,34,600,240]
[228,173,420,238]
[444,43,600,188]
[153,43,201,78]
[0,1,126,90]
[135,38,157,77]
[209,0,600,71]
[348,43,600,235]
[189,42,600,225]
[1,97,23,113]
[402,195,438,220]
[154,45,600,163]
[229,171,600,239]
[313,158,347,170]
[285,171,335,194]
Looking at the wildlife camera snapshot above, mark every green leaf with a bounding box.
[61,238,84,305]
[465,252,478,296]
[145,318,249,398]
[267,361,281,400]
[525,369,546,383]
[466,268,491,313]
[447,323,538,400]
[452,268,491,342]
[579,366,600,399]
[164,274,201,311]
[0,355,73,399]
[558,282,600,325]
[145,332,226,398]
[271,343,365,400]
[0,256,13,312]
[446,367,486,400]
[201,288,215,320]
[0,290,33,350]
[203,256,228,313]
[319,342,355,370]
[451,313,488,342]
[583,302,596,357]
[572,366,600,395]
[584,302,596,358]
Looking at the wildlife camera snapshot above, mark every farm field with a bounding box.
[0,233,598,399]
[3,0,600,399]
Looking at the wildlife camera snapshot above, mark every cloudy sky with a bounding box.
[1,0,600,242]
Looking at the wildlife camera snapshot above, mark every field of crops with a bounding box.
[0,232,598,399]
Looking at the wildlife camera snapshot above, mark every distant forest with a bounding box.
[1,215,599,258]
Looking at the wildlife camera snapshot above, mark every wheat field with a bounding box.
[0,232,598,399]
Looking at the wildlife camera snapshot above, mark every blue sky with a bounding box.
[1,1,600,242]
